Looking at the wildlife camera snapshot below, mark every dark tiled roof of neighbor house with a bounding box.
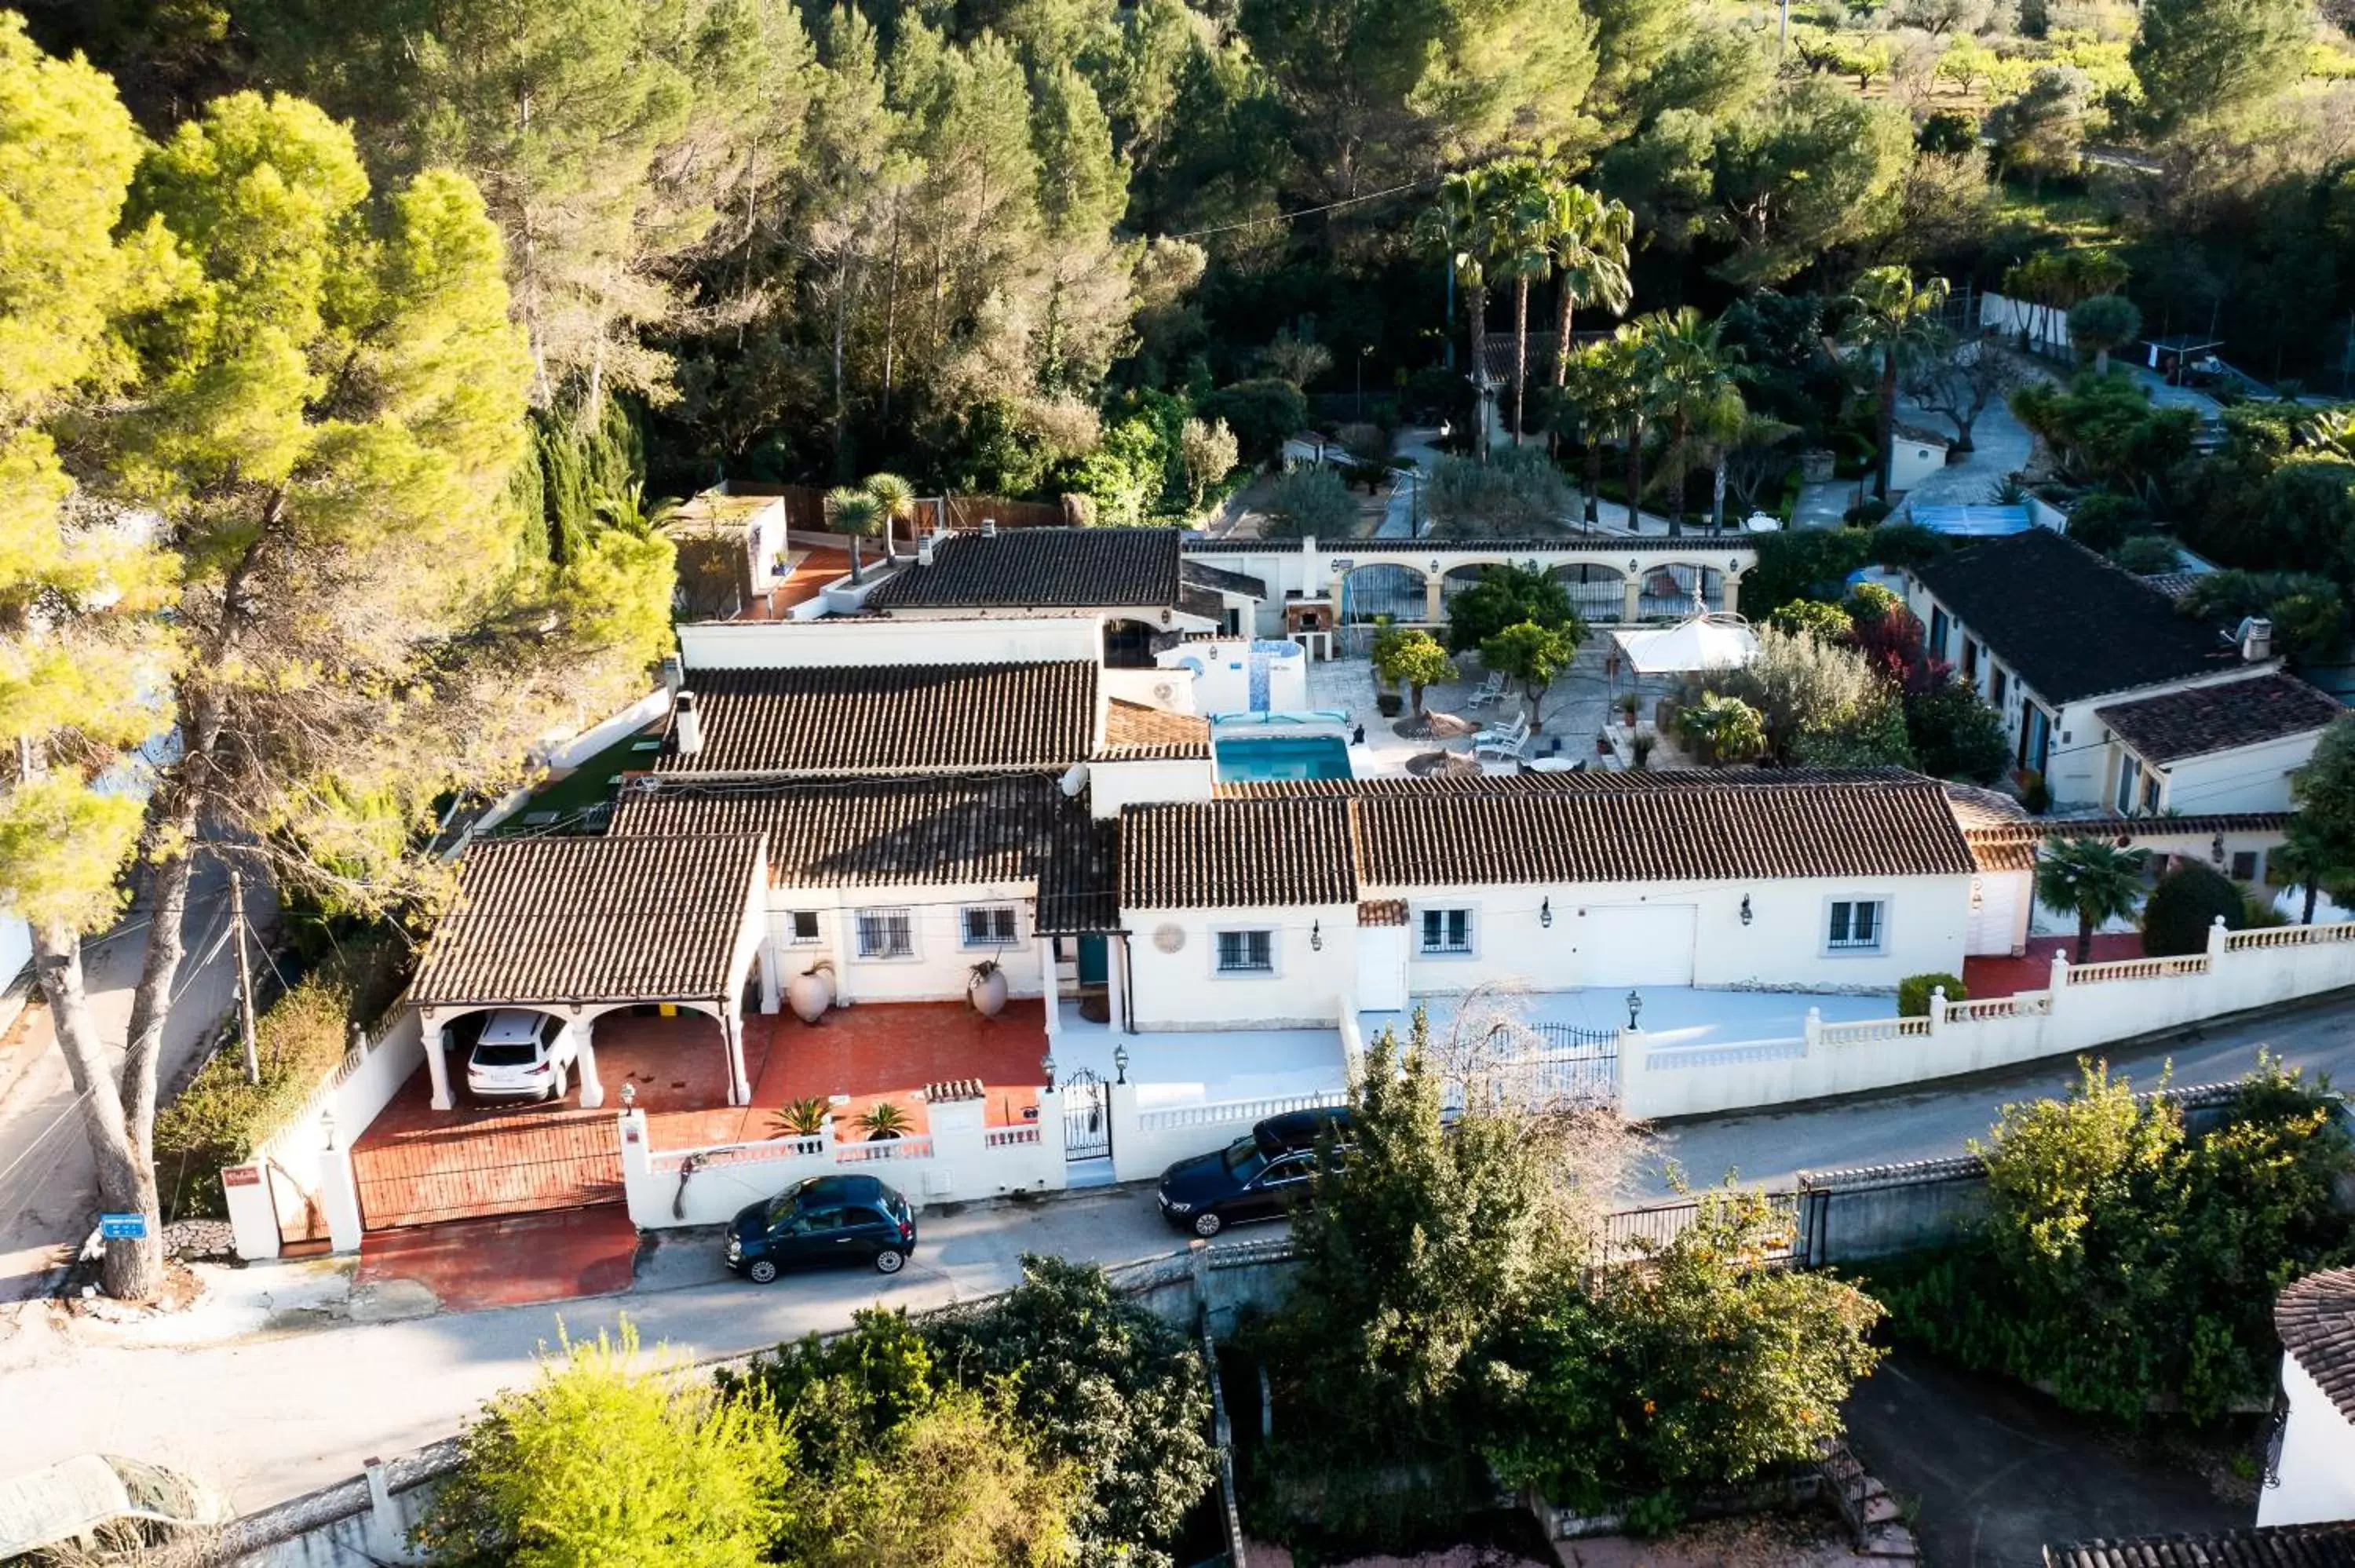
[1122,773,1975,907]
[1911,527,2241,704]
[1181,560,1269,599]
[609,775,1123,933]
[411,833,765,1008]
[1096,699,1211,760]
[866,527,1181,610]
[2098,673,2342,764]
[658,662,1097,775]
[2277,1267,2355,1424]
[2043,1524,2355,1567]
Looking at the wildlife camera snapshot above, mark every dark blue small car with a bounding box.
[1156,1107,1353,1238]
[726,1173,917,1282]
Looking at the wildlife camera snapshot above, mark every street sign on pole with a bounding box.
[98,1213,148,1241]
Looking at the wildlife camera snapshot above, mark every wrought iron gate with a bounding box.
[1484,1022,1619,1104]
[1061,1067,1111,1162]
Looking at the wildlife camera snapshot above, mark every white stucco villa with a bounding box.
[2261,1266,2355,1530]
[1905,528,2340,812]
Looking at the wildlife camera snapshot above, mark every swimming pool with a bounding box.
[1214,734,1353,782]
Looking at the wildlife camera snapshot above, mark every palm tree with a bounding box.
[1415,168,1502,458]
[828,486,884,584]
[1561,340,1635,528]
[2034,837,2148,963]
[1546,184,1635,390]
[859,1101,912,1141]
[1606,320,1653,533]
[864,470,917,563]
[2275,826,2342,925]
[1845,266,1952,501]
[1637,308,1747,536]
[1485,158,1561,449]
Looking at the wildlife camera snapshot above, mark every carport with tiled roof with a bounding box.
[352,833,778,1233]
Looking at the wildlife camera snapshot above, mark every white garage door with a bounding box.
[1966,872,2025,957]
[1577,903,1697,986]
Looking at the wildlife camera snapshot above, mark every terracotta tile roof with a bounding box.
[659,662,1097,775]
[2277,1267,2355,1424]
[411,833,765,1008]
[1213,768,1915,800]
[1121,797,1358,908]
[1912,530,2241,704]
[1357,899,1408,926]
[2098,673,2341,764]
[866,527,1180,609]
[1966,836,2039,873]
[1353,777,1975,887]
[1946,781,2031,831]
[1962,813,2293,848]
[609,774,1112,917]
[2043,1524,2355,1567]
[1124,772,1975,908]
[1097,698,1210,760]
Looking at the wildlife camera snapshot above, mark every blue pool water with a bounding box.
[1215,735,1353,782]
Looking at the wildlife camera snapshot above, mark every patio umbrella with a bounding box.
[1609,613,1760,676]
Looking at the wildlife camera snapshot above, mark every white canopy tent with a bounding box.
[1610,613,1760,676]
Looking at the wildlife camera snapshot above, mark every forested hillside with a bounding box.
[26,0,2354,505]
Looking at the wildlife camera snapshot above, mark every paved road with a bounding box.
[1644,991,2355,1197]
[0,859,259,1298]
[0,1186,1181,1512]
[3,994,2347,1516]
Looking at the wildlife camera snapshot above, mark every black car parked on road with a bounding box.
[727,1173,916,1282]
[1155,1106,1352,1238]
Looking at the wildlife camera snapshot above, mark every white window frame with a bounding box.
[786,910,823,946]
[960,904,1020,950]
[2115,752,2142,815]
[854,907,918,961]
[1213,928,1276,975]
[1824,897,1887,956]
[1417,906,1477,958]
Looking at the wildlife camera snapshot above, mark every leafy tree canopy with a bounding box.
[1445,560,1577,652]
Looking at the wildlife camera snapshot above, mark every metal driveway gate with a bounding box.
[1486,1022,1619,1104]
[354,1118,622,1231]
[1061,1067,1111,1162]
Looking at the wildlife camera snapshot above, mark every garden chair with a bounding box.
[1464,671,1507,709]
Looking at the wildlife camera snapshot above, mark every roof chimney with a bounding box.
[918,534,937,567]
[673,689,703,756]
[981,518,997,538]
[659,653,684,697]
[2240,617,2273,662]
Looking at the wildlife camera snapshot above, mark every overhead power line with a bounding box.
[1162,179,1434,241]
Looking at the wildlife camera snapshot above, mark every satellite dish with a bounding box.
[1060,764,1090,798]
[1152,680,1178,704]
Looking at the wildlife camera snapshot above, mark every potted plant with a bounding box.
[769,1098,831,1140]
[968,957,1009,1017]
[1617,691,1640,728]
[787,961,834,1023]
[860,1102,912,1141]
[1631,732,1656,770]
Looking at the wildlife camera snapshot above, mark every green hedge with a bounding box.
[155,942,405,1221]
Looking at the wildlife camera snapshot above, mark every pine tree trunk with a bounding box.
[34,925,162,1300]
[1877,346,1899,501]
[1512,278,1530,448]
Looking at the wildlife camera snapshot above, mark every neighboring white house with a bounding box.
[860,527,1243,659]
[1907,529,2318,808]
[2260,1266,2355,1530]
[1115,770,1981,1031]
[1887,424,1951,494]
[2094,671,2342,816]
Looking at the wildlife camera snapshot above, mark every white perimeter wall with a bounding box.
[225,1007,425,1260]
[771,884,1046,1005]
[677,614,1101,671]
[1623,921,2355,1119]
[2261,1354,2355,1527]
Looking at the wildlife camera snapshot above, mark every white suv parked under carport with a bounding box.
[465,1008,579,1102]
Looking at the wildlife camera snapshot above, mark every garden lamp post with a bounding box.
[1626,990,1644,1030]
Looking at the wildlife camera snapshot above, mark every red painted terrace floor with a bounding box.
[351,1001,1050,1230]
[1962,932,2145,998]
[355,1203,639,1312]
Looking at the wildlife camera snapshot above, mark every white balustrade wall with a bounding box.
[621,1091,1065,1228]
[1106,1082,1352,1184]
[1622,918,2355,1120]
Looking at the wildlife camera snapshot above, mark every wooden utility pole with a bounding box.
[230,865,259,1085]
